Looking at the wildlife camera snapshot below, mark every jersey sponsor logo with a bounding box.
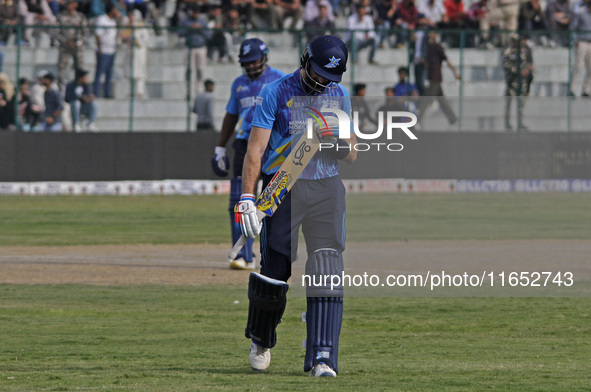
[288,120,307,135]
[324,56,341,68]
[239,96,256,109]
[255,96,263,105]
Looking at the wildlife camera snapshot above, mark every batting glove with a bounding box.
[317,116,350,160]
[234,194,261,239]
[211,146,230,177]
[316,115,340,144]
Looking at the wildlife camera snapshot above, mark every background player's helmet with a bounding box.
[300,35,348,95]
[239,38,269,80]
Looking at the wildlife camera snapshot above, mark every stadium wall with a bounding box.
[1,132,591,182]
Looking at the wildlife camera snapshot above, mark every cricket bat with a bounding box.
[228,120,322,261]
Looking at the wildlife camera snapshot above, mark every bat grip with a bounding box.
[228,235,247,261]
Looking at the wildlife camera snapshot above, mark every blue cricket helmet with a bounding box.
[238,38,269,63]
[306,35,348,83]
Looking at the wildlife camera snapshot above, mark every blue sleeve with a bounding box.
[225,78,239,115]
[251,84,278,130]
[339,85,352,115]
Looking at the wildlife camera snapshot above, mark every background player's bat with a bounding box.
[228,120,322,261]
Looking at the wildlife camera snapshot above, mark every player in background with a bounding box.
[235,35,357,377]
[211,38,285,270]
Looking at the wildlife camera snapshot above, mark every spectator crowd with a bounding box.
[0,0,590,131]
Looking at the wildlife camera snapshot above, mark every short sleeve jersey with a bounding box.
[226,66,286,140]
[252,69,352,180]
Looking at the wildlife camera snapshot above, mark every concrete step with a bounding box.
[0,45,573,91]
[94,117,189,132]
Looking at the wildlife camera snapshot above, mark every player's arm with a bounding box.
[211,80,240,177]
[241,125,271,194]
[445,59,461,80]
[235,83,277,239]
[234,126,271,239]
[211,115,236,176]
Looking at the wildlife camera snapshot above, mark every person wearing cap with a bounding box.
[236,35,357,377]
[211,38,285,270]
[56,0,89,89]
[65,69,98,132]
[39,72,64,132]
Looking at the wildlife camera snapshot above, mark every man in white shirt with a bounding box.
[418,0,448,26]
[93,3,120,98]
[346,4,378,64]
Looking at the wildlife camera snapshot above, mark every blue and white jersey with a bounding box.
[252,69,351,180]
[226,66,286,141]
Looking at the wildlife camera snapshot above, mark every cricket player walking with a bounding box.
[235,35,357,377]
[211,38,285,270]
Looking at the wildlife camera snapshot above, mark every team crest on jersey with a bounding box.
[324,56,341,69]
[242,44,251,55]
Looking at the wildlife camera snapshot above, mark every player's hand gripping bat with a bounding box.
[228,118,332,261]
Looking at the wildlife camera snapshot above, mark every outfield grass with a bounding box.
[1,193,591,246]
[0,285,589,391]
[0,196,227,246]
[1,194,590,391]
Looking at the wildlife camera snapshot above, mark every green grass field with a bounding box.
[1,194,590,391]
[1,286,589,391]
[1,193,591,246]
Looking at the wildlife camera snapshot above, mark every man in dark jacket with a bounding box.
[65,69,98,132]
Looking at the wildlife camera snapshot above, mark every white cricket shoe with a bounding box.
[230,257,256,270]
[249,341,270,371]
[310,363,337,377]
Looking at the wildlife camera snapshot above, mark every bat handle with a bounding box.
[228,235,247,261]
